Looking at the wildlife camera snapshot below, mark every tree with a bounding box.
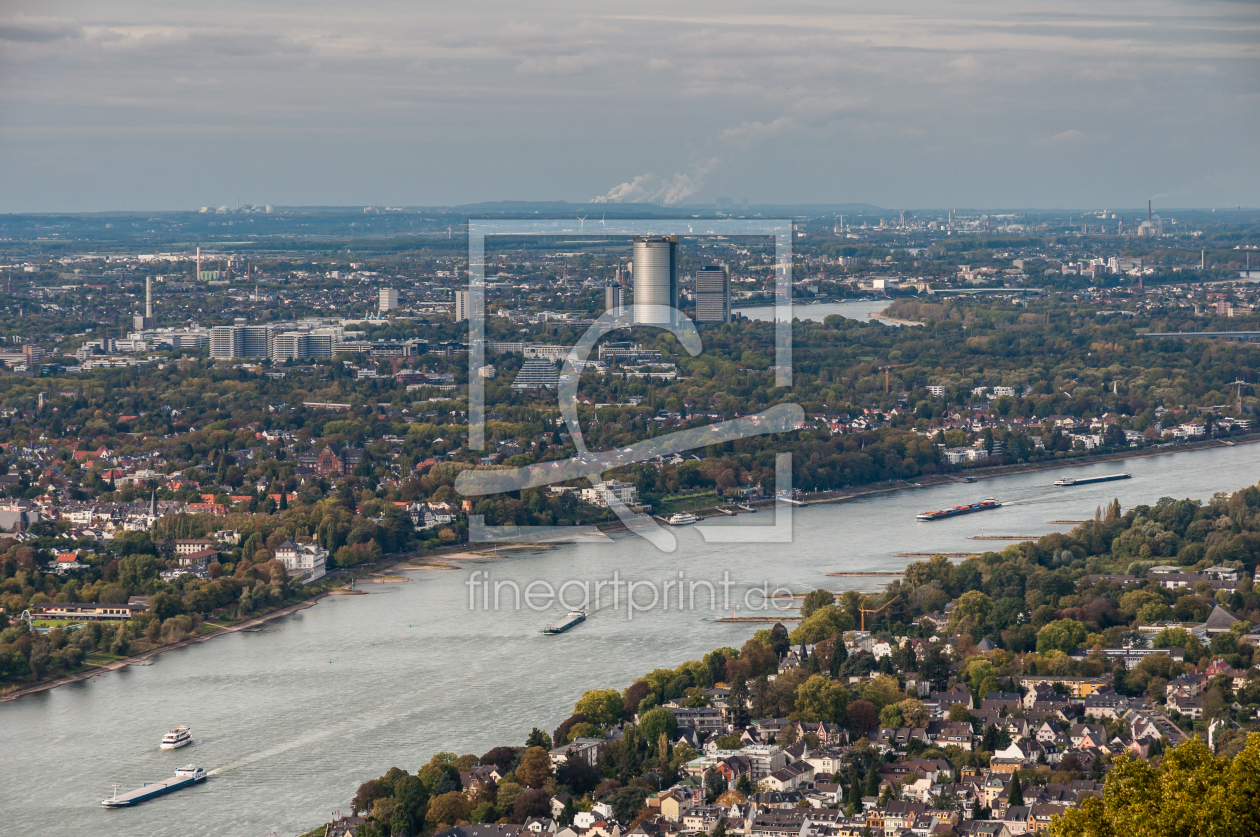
[515,746,553,789]
[896,699,928,728]
[638,707,680,745]
[559,797,578,826]
[481,746,517,772]
[109,622,130,656]
[575,688,623,726]
[864,763,879,798]
[847,699,878,736]
[861,674,904,708]
[353,779,388,816]
[392,774,427,837]
[829,636,848,677]
[948,590,993,632]
[1049,734,1260,837]
[793,674,850,724]
[1037,619,1089,654]
[623,680,654,716]
[728,675,750,728]
[879,704,904,728]
[526,727,553,750]
[1008,771,1023,807]
[514,788,552,821]
[610,786,648,823]
[790,605,855,645]
[426,791,471,827]
[557,758,600,795]
[800,589,837,619]
[768,623,791,658]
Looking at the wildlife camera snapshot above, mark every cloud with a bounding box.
[591,158,720,205]
[720,116,798,143]
[1052,129,1085,143]
[0,16,82,43]
[514,54,597,75]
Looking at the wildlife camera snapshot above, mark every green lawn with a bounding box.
[84,651,125,665]
[32,619,88,631]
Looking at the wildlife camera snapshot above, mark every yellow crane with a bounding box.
[859,594,900,631]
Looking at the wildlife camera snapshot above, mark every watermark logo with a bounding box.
[458,219,801,551]
[465,570,797,620]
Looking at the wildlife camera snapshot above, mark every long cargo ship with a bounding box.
[542,609,586,635]
[916,498,1001,521]
[1053,472,1131,487]
[102,765,206,808]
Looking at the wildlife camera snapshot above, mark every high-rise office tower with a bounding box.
[453,290,470,322]
[209,325,274,360]
[605,285,624,317]
[378,288,399,313]
[694,264,731,324]
[632,236,677,325]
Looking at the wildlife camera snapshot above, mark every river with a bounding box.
[734,299,902,325]
[2,443,1257,836]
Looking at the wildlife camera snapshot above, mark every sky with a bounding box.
[0,0,1257,212]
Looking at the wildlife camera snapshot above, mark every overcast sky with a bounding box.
[1,1,1257,212]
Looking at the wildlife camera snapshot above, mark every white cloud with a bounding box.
[720,116,797,142]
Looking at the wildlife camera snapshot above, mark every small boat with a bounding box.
[101,766,207,808]
[543,609,586,635]
[667,512,698,525]
[160,727,192,750]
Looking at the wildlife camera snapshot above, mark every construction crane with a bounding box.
[859,595,900,631]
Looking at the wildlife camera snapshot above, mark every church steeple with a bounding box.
[149,488,158,517]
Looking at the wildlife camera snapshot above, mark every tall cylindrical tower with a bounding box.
[632,236,677,325]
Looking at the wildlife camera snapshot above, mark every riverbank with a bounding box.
[0,594,333,703]
[587,435,1259,531]
[8,435,1250,703]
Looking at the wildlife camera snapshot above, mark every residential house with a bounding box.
[273,539,328,582]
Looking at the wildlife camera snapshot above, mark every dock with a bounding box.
[715,616,805,623]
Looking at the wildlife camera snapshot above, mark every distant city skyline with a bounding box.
[0,0,1256,212]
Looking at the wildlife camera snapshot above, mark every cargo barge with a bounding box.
[542,609,586,635]
[1053,473,1131,487]
[916,498,1002,521]
[102,765,207,808]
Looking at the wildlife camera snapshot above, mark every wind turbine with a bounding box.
[599,213,606,228]
[576,215,587,231]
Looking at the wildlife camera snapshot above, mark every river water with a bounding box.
[2,444,1257,836]
[734,299,902,325]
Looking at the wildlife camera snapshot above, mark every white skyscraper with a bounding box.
[605,285,624,317]
[378,288,399,313]
[453,290,470,322]
[632,236,677,325]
